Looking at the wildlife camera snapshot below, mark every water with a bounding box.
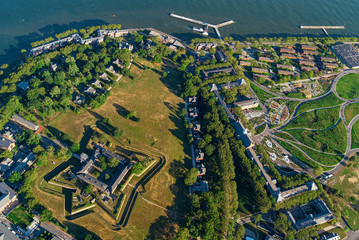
[0,0,359,64]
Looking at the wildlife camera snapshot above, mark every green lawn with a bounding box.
[286,101,301,115]
[250,83,275,104]
[285,120,347,154]
[296,93,344,115]
[336,73,359,99]
[284,106,340,130]
[352,120,359,149]
[295,144,342,166]
[8,205,33,229]
[345,103,359,123]
[275,139,318,169]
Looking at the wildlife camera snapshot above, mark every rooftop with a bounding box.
[333,43,359,68]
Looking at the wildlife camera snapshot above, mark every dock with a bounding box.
[170,13,234,41]
[299,25,345,37]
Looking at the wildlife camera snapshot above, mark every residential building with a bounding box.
[320,233,340,240]
[281,53,297,59]
[277,64,293,70]
[253,74,271,81]
[50,62,58,71]
[279,181,318,201]
[200,66,236,79]
[301,44,318,51]
[278,70,294,76]
[99,73,110,81]
[320,57,336,62]
[11,114,39,131]
[119,42,133,52]
[188,96,198,105]
[17,81,29,91]
[0,135,15,151]
[192,122,201,132]
[0,158,14,176]
[323,62,338,69]
[190,180,209,194]
[0,182,17,214]
[299,60,316,66]
[197,164,206,176]
[233,99,259,110]
[280,47,296,54]
[188,107,199,120]
[73,95,85,105]
[92,80,103,89]
[240,61,251,66]
[0,223,20,240]
[258,56,274,62]
[252,67,268,74]
[83,86,96,95]
[217,79,246,90]
[195,149,204,161]
[215,50,227,62]
[302,50,319,55]
[194,42,218,51]
[301,66,318,72]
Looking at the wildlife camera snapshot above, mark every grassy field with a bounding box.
[8,205,33,229]
[286,101,301,115]
[352,120,359,149]
[250,83,275,104]
[284,106,340,130]
[345,103,359,123]
[295,144,343,166]
[37,58,191,239]
[336,73,359,100]
[296,93,344,115]
[327,156,359,230]
[285,120,347,154]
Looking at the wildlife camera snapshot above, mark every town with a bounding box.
[0,19,357,240]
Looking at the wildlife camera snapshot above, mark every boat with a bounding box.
[193,27,204,33]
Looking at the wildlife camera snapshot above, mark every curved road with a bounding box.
[249,68,359,174]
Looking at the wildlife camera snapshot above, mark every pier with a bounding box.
[170,13,234,40]
[299,25,345,37]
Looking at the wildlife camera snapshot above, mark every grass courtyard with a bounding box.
[35,58,191,239]
[8,205,33,229]
[336,73,359,100]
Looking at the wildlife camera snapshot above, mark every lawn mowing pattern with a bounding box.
[352,120,359,149]
[250,83,275,104]
[8,205,33,229]
[283,106,340,130]
[345,102,359,123]
[296,93,344,115]
[336,73,359,100]
[275,139,318,169]
[285,120,347,154]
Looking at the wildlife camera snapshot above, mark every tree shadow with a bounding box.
[145,215,177,240]
[64,221,102,240]
[87,110,103,121]
[113,103,139,122]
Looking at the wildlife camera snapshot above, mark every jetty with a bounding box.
[299,25,345,37]
[170,13,234,40]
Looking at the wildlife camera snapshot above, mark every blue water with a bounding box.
[0,0,358,64]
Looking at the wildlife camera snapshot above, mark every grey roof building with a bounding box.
[11,114,39,131]
[0,182,17,214]
[0,223,19,240]
[83,86,96,95]
[286,198,334,230]
[0,135,15,151]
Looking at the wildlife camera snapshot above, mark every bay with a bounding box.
[0,0,358,64]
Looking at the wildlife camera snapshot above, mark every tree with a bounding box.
[71,143,80,152]
[233,225,245,239]
[175,227,191,240]
[84,184,93,194]
[105,173,110,181]
[184,168,199,186]
[108,157,119,168]
[113,128,123,138]
[9,171,21,183]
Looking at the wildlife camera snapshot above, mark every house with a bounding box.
[194,42,218,51]
[11,114,39,131]
[323,62,338,69]
[119,42,133,52]
[320,233,340,240]
[276,64,293,70]
[109,164,132,194]
[281,53,297,59]
[50,62,59,71]
[92,80,103,89]
[83,86,96,95]
[253,74,271,81]
[99,73,110,81]
[192,122,201,132]
[0,135,15,152]
[193,134,203,143]
[279,181,318,201]
[301,66,318,72]
[200,66,236,79]
[240,61,251,66]
[191,180,209,193]
[197,164,206,176]
[106,65,116,74]
[11,152,36,175]
[258,56,274,62]
[278,70,294,76]
[217,79,246,90]
[280,47,296,54]
[188,107,199,120]
[195,149,204,161]
[300,44,317,51]
[320,57,336,62]
[0,222,20,240]
[299,60,316,66]
[286,198,334,230]
[113,59,124,68]
[252,67,268,74]
[302,50,319,55]
[17,81,29,91]
[215,50,227,62]
[73,95,85,105]
[0,182,17,214]
[188,96,198,105]
[0,158,14,175]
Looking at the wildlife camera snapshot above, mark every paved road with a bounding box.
[248,68,359,175]
[40,222,76,240]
